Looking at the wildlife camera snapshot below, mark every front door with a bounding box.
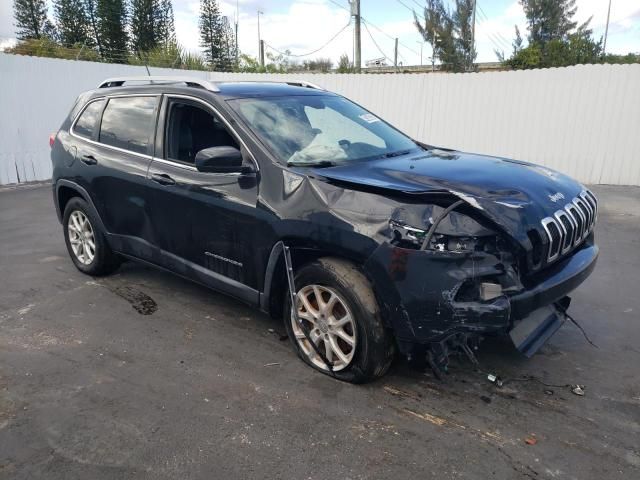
[146,95,261,301]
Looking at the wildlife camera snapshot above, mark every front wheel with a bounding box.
[284,257,395,383]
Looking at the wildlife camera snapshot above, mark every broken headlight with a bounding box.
[389,210,498,253]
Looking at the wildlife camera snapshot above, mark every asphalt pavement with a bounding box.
[0,183,639,479]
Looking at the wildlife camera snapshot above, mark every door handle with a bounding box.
[80,154,97,165]
[151,173,176,186]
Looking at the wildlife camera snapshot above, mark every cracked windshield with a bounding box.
[229,95,419,166]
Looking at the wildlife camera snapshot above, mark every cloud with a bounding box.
[0,0,16,39]
[0,38,17,52]
[574,0,640,30]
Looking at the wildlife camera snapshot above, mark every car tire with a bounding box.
[62,197,121,276]
[284,257,395,383]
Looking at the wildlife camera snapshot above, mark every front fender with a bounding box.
[363,242,511,347]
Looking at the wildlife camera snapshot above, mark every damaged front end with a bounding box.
[362,193,598,373]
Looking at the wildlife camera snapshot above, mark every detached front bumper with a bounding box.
[365,241,598,355]
[510,244,598,320]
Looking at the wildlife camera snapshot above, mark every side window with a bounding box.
[73,100,105,139]
[165,101,239,165]
[99,96,158,155]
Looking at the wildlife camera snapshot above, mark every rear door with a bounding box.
[146,95,261,301]
[81,95,160,257]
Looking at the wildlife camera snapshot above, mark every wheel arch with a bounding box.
[260,240,392,331]
[54,180,107,233]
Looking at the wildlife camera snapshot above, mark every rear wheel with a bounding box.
[284,257,395,383]
[63,197,120,276]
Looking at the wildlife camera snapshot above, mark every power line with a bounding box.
[476,2,511,48]
[326,0,351,14]
[265,20,351,58]
[394,0,416,13]
[328,0,420,57]
[475,8,510,52]
[468,2,511,56]
[362,20,393,64]
[362,17,420,56]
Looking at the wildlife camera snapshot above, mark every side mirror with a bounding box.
[195,146,247,173]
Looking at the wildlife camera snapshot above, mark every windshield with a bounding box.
[228,95,419,166]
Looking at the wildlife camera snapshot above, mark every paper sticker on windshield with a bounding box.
[359,113,380,123]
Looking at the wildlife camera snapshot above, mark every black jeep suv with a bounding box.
[51,76,598,383]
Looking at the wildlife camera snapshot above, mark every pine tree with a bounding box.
[53,0,90,46]
[84,0,102,54]
[521,0,579,45]
[199,0,223,69]
[504,0,601,69]
[452,0,476,69]
[199,0,236,71]
[414,0,476,72]
[13,0,56,40]
[219,16,236,69]
[97,0,128,63]
[157,0,176,48]
[130,0,158,53]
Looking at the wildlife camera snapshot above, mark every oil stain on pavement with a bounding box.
[108,284,158,315]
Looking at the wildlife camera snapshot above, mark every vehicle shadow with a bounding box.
[108,258,573,397]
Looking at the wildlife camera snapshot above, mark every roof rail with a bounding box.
[284,80,325,90]
[98,76,220,92]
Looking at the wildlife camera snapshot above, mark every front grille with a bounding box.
[541,190,598,263]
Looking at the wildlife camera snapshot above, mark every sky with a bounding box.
[1,0,639,64]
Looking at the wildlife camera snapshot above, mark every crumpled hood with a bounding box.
[312,149,585,246]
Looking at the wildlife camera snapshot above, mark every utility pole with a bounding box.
[603,0,612,57]
[350,0,361,72]
[470,0,476,71]
[417,41,423,66]
[431,33,437,72]
[257,10,263,66]
[235,0,239,66]
[394,38,398,71]
[259,40,265,67]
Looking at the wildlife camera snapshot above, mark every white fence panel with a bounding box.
[1,53,639,186]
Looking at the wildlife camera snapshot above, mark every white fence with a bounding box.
[1,53,639,186]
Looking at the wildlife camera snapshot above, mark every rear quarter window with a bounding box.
[73,100,105,139]
[99,96,158,155]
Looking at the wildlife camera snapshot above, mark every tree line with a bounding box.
[9,0,237,70]
[414,0,638,72]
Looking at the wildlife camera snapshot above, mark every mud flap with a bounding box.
[509,303,567,357]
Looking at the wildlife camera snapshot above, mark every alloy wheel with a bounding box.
[291,285,357,371]
[68,210,96,265]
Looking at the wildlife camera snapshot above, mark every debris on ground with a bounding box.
[525,436,538,445]
[263,362,280,367]
[483,372,586,398]
[266,328,289,341]
[384,385,422,401]
[480,395,492,404]
[487,373,504,387]
[571,385,586,396]
[402,408,447,426]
